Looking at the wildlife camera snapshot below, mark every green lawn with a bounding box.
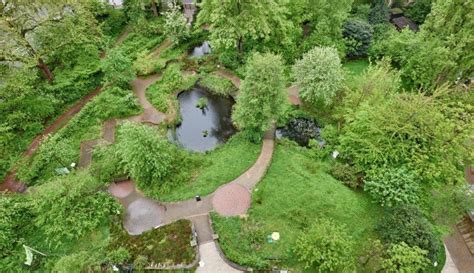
[212,142,382,272]
[343,59,370,78]
[160,132,261,201]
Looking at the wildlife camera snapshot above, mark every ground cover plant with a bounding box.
[108,218,196,268]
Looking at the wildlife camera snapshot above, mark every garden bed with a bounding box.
[108,219,196,268]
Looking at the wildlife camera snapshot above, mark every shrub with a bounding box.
[133,50,156,76]
[199,74,237,96]
[376,205,440,261]
[343,19,373,58]
[294,218,355,272]
[329,162,362,189]
[382,242,431,273]
[30,171,119,249]
[351,4,370,21]
[114,122,189,194]
[0,196,33,256]
[369,0,390,25]
[292,47,344,106]
[101,49,135,88]
[364,167,420,207]
[100,8,127,38]
[405,0,432,24]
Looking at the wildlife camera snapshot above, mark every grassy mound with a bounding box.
[213,142,381,271]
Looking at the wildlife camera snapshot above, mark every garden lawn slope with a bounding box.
[160,133,261,201]
[213,142,382,271]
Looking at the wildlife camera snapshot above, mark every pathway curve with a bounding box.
[0,28,131,193]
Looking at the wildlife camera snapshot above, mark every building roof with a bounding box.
[391,16,419,32]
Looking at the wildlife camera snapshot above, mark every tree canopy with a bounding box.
[232,52,287,141]
[293,46,344,106]
[197,0,289,53]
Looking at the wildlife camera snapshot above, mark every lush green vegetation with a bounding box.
[109,219,195,267]
[199,73,238,96]
[212,142,382,271]
[160,133,261,201]
[16,86,141,185]
[1,0,472,272]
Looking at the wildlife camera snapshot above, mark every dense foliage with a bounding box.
[101,49,135,88]
[377,205,440,261]
[370,0,473,89]
[293,47,344,106]
[197,0,288,53]
[382,242,431,273]
[364,167,420,207]
[30,171,118,249]
[114,122,184,192]
[338,61,472,186]
[343,19,373,57]
[233,53,287,141]
[368,0,390,25]
[405,0,433,24]
[294,218,355,272]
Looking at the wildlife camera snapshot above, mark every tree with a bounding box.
[101,49,135,88]
[162,0,189,46]
[376,205,440,261]
[343,19,373,57]
[114,122,180,189]
[232,53,287,141]
[405,0,433,24]
[286,0,352,55]
[294,218,355,272]
[338,63,472,185]
[197,0,288,53]
[382,242,431,273]
[0,1,103,82]
[364,167,420,207]
[369,0,473,89]
[30,171,119,248]
[292,47,344,106]
[369,0,390,25]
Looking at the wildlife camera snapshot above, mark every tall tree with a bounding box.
[162,0,189,46]
[0,1,103,82]
[232,52,287,141]
[338,62,473,185]
[197,0,288,53]
[285,0,353,54]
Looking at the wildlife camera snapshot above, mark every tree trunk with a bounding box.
[237,36,244,54]
[37,58,54,83]
[151,0,158,16]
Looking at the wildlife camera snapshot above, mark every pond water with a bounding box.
[169,87,236,152]
[189,41,211,57]
[276,117,325,147]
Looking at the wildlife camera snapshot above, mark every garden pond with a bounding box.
[169,86,236,152]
